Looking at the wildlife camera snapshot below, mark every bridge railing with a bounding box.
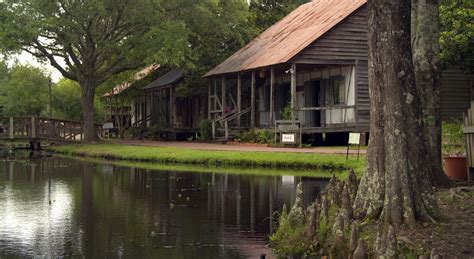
[0,116,97,142]
[37,117,85,142]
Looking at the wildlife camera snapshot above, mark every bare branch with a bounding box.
[32,40,78,81]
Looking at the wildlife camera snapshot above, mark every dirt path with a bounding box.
[400,187,474,258]
[106,139,367,155]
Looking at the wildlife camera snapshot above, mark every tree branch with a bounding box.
[32,40,78,81]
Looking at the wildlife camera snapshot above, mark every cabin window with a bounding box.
[325,76,345,106]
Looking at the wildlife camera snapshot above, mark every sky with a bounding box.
[10,51,63,83]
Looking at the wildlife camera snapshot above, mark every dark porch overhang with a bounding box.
[143,68,184,90]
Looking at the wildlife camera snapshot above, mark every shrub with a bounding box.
[235,129,274,144]
[442,122,465,156]
[269,207,313,257]
[281,101,292,120]
[198,119,213,141]
[125,127,142,138]
[256,129,274,144]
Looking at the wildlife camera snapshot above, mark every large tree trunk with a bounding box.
[80,81,99,143]
[411,0,451,187]
[354,0,438,228]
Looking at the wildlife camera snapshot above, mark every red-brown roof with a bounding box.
[103,64,160,97]
[204,0,366,77]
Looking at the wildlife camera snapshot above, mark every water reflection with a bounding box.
[0,157,327,258]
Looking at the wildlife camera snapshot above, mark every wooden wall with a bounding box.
[440,68,474,121]
[292,5,369,132]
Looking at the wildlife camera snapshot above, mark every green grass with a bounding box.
[48,144,365,177]
[58,155,345,178]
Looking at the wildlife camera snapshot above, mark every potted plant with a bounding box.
[442,122,467,181]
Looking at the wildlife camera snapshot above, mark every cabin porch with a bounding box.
[208,63,359,143]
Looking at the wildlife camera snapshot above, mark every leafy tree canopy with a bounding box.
[51,79,105,122]
[249,0,309,32]
[0,64,49,116]
[0,0,199,140]
[440,0,474,71]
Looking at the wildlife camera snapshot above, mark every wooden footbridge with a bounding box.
[0,116,92,147]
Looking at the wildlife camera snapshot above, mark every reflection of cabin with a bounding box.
[205,0,474,144]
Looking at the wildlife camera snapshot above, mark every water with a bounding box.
[0,156,327,258]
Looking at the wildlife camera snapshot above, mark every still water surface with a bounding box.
[0,156,327,258]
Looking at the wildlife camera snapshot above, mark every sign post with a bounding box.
[347,133,362,161]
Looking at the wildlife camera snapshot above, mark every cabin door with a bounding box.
[304,80,321,127]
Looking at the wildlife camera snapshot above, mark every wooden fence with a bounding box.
[0,116,96,143]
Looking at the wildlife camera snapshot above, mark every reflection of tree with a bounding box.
[81,163,94,258]
[236,178,241,228]
[0,158,330,258]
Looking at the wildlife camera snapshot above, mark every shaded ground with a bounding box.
[399,185,474,258]
[107,139,368,155]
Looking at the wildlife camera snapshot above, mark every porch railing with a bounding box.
[212,107,252,140]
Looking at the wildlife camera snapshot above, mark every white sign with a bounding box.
[281,133,296,143]
[103,122,114,129]
[349,133,361,145]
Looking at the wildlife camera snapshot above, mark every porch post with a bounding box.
[270,68,275,127]
[290,64,296,123]
[214,79,217,113]
[143,92,147,127]
[208,80,212,120]
[221,76,226,116]
[169,86,173,127]
[150,91,154,125]
[158,89,162,125]
[251,71,256,128]
[173,87,177,128]
[237,73,242,127]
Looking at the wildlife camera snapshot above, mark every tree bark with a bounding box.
[354,0,438,228]
[80,81,99,143]
[411,0,451,187]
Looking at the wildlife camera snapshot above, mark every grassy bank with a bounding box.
[59,155,349,178]
[48,144,365,177]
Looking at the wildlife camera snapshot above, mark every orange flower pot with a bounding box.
[443,156,468,181]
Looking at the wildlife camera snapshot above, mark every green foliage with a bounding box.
[440,0,474,71]
[125,127,143,139]
[235,129,274,144]
[170,0,259,98]
[269,213,312,256]
[442,122,465,156]
[0,61,8,84]
[0,64,49,116]
[281,101,292,120]
[51,79,82,121]
[249,0,309,32]
[198,119,213,141]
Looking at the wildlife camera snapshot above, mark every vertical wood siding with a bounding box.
[441,69,474,121]
[292,5,370,131]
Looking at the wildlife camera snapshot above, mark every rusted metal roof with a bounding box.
[204,0,366,77]
[103,64,160,97]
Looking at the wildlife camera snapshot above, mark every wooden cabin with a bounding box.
[205,0,473,144]
[103,64,160,135]
[105,66,204,140]
[139,68,203,140]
